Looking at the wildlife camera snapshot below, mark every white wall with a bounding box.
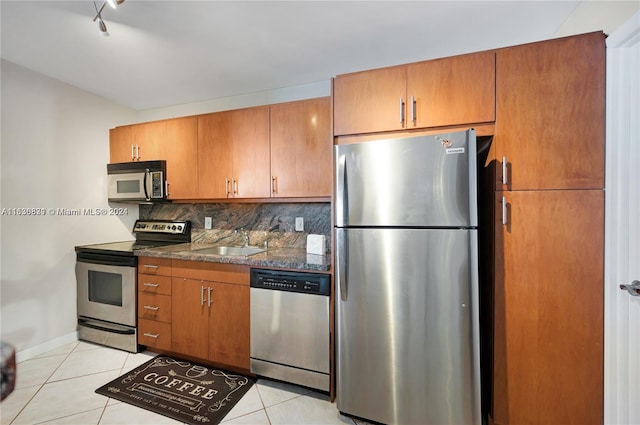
[0,60,138,360]
[137,80,330,122]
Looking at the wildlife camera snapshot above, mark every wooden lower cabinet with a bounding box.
[493,189,604,424]
[171,261,250,370]
[139,319,172,351]
[171,277,210,359]
[137,270,172,351]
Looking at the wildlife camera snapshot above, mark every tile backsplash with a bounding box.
[140,202,331,253]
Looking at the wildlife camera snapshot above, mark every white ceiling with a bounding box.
[1,1,638,111]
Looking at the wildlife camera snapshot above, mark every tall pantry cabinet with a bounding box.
[492,31,605,425]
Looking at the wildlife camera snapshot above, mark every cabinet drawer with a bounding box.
[138,293,171,322]
[138,257,172,276]
[172,260,249,285]
[138,274,172,295]
[138,318,172,350]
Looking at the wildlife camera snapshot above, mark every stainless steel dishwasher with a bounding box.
[250,268,330,392]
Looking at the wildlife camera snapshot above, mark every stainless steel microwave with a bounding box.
[107,160,167,203]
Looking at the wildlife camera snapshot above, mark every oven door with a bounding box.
[76,257,136,327]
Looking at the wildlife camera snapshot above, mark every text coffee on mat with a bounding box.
[96,355,254,424]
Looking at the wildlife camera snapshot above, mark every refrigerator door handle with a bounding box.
[336,228,348,300]
[335,151,348,227]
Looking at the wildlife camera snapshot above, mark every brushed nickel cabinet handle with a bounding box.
[399,97,405,124]
[501,196,507,226]
[207,287,213,307]
[143,282,160,287]
[502,156,508,185]
[143,305,159,311]
[410,95,416,123]
[272,176,278,194]
[143,332,159,339]
[143,264,159,269]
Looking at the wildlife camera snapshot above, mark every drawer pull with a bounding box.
[143,305,159,311]
[143,332,159,339]
[143,264,159,269]
[143,283,160,287]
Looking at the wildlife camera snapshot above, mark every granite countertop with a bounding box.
[135,243,331,272]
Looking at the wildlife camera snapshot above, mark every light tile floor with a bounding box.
[1,341,359,425]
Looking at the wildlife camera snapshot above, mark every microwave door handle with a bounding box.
[143,169,151,201]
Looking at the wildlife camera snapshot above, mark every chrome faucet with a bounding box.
[235,228,250,247]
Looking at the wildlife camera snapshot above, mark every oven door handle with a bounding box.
[78,318,135,335]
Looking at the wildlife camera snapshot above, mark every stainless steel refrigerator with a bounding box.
[335,129,481,425]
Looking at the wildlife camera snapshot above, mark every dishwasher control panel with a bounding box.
[250,269,330,296]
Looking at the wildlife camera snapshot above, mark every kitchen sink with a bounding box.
[194,245,266,257]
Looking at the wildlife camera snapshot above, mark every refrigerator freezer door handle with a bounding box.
[335,152,348,227]
[336,228,348,300]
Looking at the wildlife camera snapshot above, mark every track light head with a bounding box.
[97,17,109,35]
[92,0,124,35]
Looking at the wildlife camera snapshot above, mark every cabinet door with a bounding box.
[495,32,605,190]
[333,66,406,135]
[270,98,332,197]
[110,121,165,163]
[197,112,233,198]
[407,51,495,128]
[171,277,209,359]
[230,106,271,198]
[208,282,250,370]
[165,116,198,199]
[493,190,603,425]
[109,125,135,163]
[133,120,165,161]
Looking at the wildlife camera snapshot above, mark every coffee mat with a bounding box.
[96,355,254,424]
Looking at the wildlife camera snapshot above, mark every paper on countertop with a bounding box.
[306,253,325,265]
[306,234,326,255]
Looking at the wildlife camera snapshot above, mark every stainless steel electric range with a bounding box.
[75,219,191,352]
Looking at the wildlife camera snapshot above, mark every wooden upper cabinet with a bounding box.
[333,51,496,136]
[495,31,605,191]
[231,106,271,198]
[110,119,197,199]
[109,125,135,163]
[407,51,495,128]
[197,107,270,199]
[165,117,198,199]
[197,112,234,198]
[334,66,406,135]
[493,189,604,425]
[110,121,166,163]
[270,97,332,197]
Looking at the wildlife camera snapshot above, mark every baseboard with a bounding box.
[15,331,79,363]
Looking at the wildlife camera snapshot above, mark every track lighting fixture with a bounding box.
[92,0,125,36]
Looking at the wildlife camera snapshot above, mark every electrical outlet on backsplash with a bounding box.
[139,202,331,253]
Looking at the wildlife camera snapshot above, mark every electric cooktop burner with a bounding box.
[75,219,191,256]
